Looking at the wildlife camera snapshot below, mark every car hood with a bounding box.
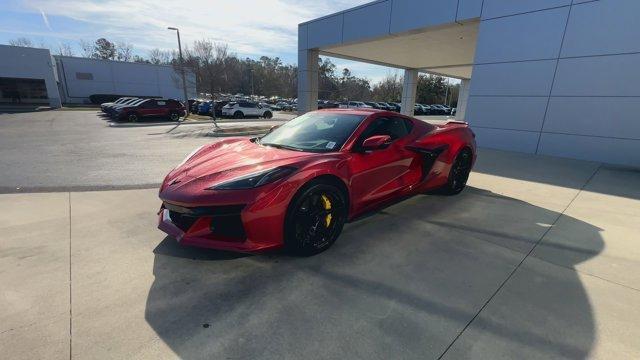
[162,138,323,192]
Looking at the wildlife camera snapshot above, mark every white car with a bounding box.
[338,101,372,109]
[221,101,274,119]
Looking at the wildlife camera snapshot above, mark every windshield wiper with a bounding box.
[261,143,305,152]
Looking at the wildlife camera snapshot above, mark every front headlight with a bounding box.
[209,166,296,190]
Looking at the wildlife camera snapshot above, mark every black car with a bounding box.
[375,102,390,111]
[387,102,402,112]
[190,100,201,114]
[430,104,449,115]
[414,104,426,115]
[417,104,432,115]
[364,102,382,109]
[212,101,229,117]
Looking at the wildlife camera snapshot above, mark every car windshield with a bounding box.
[259,112,366,153]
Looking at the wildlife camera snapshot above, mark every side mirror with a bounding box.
[361,135,392,151]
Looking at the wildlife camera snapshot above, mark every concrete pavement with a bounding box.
[1,149,640,359]
[0,111,285,193]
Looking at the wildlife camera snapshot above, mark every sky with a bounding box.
[0,0,403,84]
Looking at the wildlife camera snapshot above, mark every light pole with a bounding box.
[250,68,255,97]
[167,26,189,119]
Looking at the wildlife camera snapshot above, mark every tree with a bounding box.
[371,73,403,102]
[116,42,134,61]
[92,38,116,60]
[9,37,33,47]
[56,43,74,56]
[148,48,173,65]
[79,40,94,57]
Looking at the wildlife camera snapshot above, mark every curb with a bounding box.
[108,120,219,128]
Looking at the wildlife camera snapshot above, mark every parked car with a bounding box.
[106,98,145,115]
[339,101,372,109]
[198,101,213,115]
[430,104,451,115]
[414,104,426,115]
[101,97,136,113]
[114,99,186,122]
[102,97,139,114]
[211,101,229,117]
[418,104,433,115]
[386,103,401,112]
[221,101,273,119]
[374,102,390,111]
[364,102,382,109]
[190,100,202,114]
[276,101,293,111]
[158,109,477,255]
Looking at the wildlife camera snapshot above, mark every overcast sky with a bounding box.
[1,0,404,83]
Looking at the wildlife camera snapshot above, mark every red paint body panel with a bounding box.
[158,109,476,252]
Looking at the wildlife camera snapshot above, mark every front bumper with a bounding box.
[158,204,280,253]
[157,182,296,252]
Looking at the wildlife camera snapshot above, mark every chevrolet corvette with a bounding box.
[158,109,476,255]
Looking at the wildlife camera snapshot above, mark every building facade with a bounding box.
[0,45,61,108]
[0,45,196,107]
[298,0,640,167]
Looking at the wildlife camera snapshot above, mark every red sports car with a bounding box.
[158,109,476,255]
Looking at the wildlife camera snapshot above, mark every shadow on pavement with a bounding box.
[145,187,603,359]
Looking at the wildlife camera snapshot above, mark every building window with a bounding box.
[76,72,94,80]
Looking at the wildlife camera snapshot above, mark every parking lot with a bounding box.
[1,110,640,359]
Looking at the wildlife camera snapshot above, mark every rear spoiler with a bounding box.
[444,120,468,125]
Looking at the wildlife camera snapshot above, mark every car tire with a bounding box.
[284,180,347,256]
[169,111,179,121]
[441,148,473,195]
[263,111,273,119]
[127,113,139,122]
[234,111,244,119]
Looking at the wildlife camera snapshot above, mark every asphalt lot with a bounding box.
[0,110,287,192]
[1,110,639,359]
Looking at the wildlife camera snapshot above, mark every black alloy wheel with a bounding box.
[127,113,139,122]
[443,149,473,195]
[285,182,347,256]
[169,111,179,121]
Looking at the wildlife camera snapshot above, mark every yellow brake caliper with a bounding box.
[321,194,332,228]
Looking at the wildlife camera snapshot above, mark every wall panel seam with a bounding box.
[481,4,571,22]
[535,3,573,153]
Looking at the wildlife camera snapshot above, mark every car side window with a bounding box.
[141,100,156,109]
[359,117,411,143]
[245,103,257,108]
[395,117,414,134]
[157,101,166,106]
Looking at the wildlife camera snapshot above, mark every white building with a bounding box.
[298,0,640,167]
[0,44,196,107]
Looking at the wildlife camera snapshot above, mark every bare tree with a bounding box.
[9,37,34,47]
[116,42,134,61]
[56,43,74,56]
[148,48,173,65]
[79,40,94,58]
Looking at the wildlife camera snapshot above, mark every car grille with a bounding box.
[168,211,199,232]
[165,203,247,240]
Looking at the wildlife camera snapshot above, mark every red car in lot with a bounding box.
[115,99,186,122]
[158,109,476,255]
